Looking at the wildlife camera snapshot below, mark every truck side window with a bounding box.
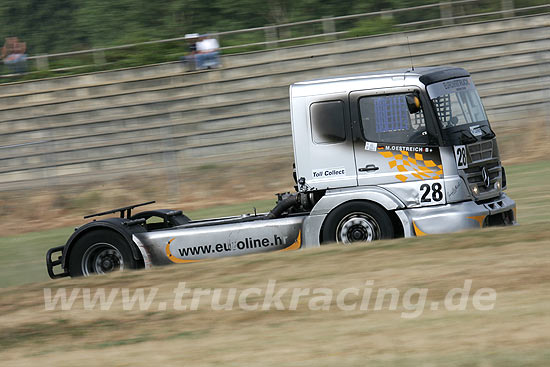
[359,94,428,145]
[310,100,346,144]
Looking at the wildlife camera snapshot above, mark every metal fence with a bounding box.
[4,0,547,76]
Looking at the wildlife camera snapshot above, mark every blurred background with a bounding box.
[0,0,549,235]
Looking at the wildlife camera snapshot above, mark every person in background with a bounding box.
[2,37,27,74]
[195,34,220,70]
[180,33,199,71]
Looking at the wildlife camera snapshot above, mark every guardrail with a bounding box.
[3,0,546,77]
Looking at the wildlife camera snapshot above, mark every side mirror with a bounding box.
[405,94,421,114]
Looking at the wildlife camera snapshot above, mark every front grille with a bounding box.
[468,140,493,163]
[464,160,500,189]
[462,138,502,200]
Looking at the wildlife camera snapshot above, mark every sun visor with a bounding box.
[419,67,470,86]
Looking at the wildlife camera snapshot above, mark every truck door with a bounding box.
[349,88,446,207]
[293,94,357,190]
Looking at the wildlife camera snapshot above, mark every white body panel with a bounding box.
[290,92,357,189]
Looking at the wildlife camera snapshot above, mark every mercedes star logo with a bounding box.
[481,166,491,188]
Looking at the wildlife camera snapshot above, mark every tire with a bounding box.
[322,201,394,244]
[68,229,139,277]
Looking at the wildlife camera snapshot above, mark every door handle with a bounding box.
[358,164,379,172]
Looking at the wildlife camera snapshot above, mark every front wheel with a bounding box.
[322,201,394,244]
[68,230,139,277]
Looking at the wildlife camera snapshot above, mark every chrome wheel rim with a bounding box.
[336,212,380,244]
[81,243,124,276]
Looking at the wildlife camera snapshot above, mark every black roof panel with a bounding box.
[418,66,470,85]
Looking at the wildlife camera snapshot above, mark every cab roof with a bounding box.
[291,66,469,97]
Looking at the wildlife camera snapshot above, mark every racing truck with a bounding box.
[47,66,517,279]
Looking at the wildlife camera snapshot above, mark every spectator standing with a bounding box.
[2,37,27,74]
[180,33,199,71]
[195,35,220,70]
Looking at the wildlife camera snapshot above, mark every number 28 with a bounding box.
[456,146,467,168]
[420,182,443,202]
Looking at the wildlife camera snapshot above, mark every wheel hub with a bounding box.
[352,229,364,240]
[337,213,380,244]
[82,243,124,276]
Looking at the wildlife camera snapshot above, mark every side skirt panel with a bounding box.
[134,216,306,265]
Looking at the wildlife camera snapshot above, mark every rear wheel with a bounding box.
[68,230,139,277]
[322,201,394,244]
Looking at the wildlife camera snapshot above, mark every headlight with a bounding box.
[472,185,479,195]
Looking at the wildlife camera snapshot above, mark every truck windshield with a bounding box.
[427,77,493,144]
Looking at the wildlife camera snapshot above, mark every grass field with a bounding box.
[0,160,549,366]
[1,220,549,366]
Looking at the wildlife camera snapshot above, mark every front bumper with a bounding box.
[46,245,70,279]
[400,193,516,236]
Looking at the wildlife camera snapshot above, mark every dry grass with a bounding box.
[1,119,549,236]
[0,155,295,235]
[494,120,550,165]
[1,223,549,366]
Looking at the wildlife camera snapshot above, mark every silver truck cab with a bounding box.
[292,66,516,242]
[47,66,517,279]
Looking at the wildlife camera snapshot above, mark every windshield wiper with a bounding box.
[480,125,495,140]
[449,129,477,144]
[461,131,478,144]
